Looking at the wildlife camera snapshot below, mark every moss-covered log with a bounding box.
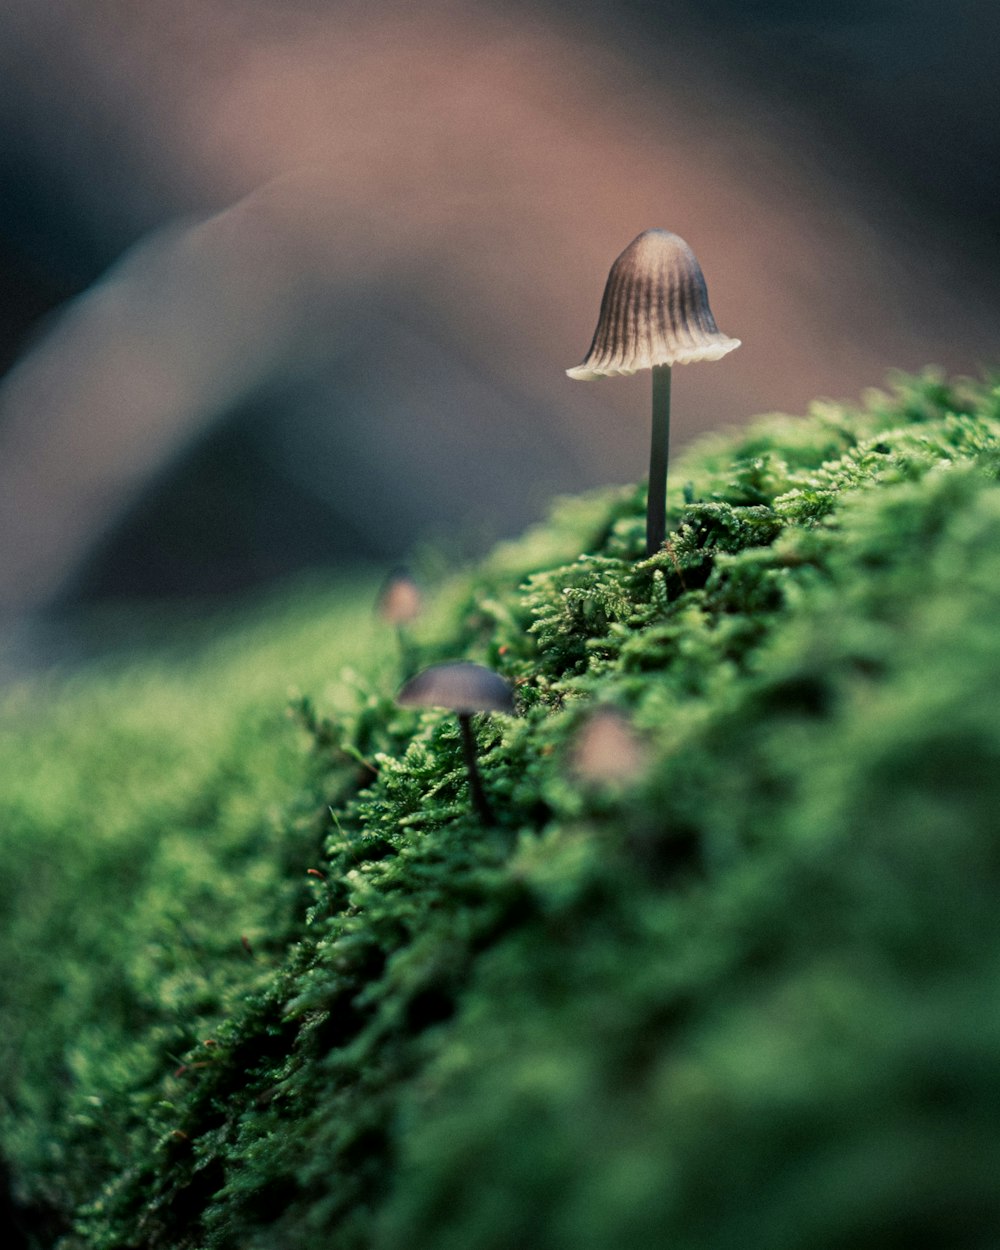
[3,369,1000,1249]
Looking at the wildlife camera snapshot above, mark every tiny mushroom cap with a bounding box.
[566,229,740,379]
[571,707,649,786]
[396,661,515,716]
[377,567,424,626]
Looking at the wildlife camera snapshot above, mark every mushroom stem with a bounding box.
[458,712,496,827]
[646,363,672,556]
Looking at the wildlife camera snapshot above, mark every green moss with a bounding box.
[4,369,1000,1248]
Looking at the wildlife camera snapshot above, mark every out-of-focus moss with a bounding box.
[3,369,1000,1249]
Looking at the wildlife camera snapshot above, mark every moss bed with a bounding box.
[3,370,1000,1249]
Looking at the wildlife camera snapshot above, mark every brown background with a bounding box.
[0,0,996,620]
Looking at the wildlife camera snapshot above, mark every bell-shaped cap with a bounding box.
[397,661,515,716]
[566,229,740,379]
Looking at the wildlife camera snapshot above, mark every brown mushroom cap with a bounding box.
[376,567,424,626]
[396,661,515,715]
[570,707,649,785]
[566,229,740,380]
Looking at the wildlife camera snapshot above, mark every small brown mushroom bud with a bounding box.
[396,662,515,825]
[570,707,649,787]
[376,567,424,627]
[567,229,740,555]
[376,567,424,679]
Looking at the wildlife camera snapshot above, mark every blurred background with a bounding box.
[0,0,997,634]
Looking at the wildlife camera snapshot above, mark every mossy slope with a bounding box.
[3,371,1000,1249]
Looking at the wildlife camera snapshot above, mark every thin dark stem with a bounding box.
[458,713,496,826]
[646,363,672,556]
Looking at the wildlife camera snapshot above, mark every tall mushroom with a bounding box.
[396,661,515,826]
[567,229,740,556]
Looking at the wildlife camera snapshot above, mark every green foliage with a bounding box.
[4,369,1000,1248]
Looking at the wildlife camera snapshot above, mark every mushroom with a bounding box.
[376,566,424,677]
[376,566,423,626]
[567,229,740,556]
[570,706,649,788]
[396,661,515,826]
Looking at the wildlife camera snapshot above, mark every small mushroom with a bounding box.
[567,229,740,556]
[376,567,424,677]
[396,661,515,826]
[570,707,649,788]
[377,566,423,626]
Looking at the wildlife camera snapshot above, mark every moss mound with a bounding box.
[4,370,1000,1249]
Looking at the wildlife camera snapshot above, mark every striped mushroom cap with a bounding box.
[397,662,515,716]
[566,229,740,379]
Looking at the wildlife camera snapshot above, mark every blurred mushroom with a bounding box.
[570,706,649,788]
[396,661,515,826]
[377,566,423,625]
[567,229,740,555]
[376,566,424,678]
